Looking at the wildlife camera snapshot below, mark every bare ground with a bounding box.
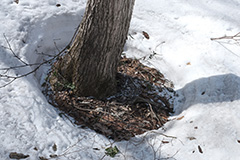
[46,57,176,141]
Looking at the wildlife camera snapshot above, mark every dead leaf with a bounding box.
[9,152,29,159]
[52,143,57,152]
[39,157,48,160]
[237,140,240,143]
[142,31,150,39]
[14,0,19,4]
[186,62,191,65]
[198,145,203,154]
[177,116,184,120]
[188,137,196,140]
[56,4,61,7]
[162,141,169,144]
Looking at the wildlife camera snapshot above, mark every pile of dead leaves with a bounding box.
[47,57,176,141]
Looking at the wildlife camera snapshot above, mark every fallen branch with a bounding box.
[210,32,240,41]
[210,31,240,58]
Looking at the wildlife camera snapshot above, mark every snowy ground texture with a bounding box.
[1,0,240,159]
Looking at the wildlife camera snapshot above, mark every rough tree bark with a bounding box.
[53,0,135,99]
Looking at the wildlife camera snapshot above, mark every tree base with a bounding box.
[46,57,176,141]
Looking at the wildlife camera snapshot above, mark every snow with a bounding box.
[1,0,240,159]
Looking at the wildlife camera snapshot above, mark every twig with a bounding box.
[148,103,163,126]
[216,41,240,58]
[146,137,157,160]
[210,32,240,58]
[55,137,84,158]
[0,62,42,71]
[0,23,81,88]
[128,34,134,40]
[131,96,169,112]
[99,154,106,160]
[3,34,28,65]
[0,78,16,88]
[72,103,110,115]
[210,32,240,41]
[54,41,61,53]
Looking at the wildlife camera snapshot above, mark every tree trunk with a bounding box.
[54,0,135,99]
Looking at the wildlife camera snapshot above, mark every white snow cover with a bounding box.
[1,0,240,159]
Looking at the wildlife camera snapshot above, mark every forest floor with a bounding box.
[49,57,176,141]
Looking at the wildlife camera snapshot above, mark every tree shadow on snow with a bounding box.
[114,74,240,160]
[175,73,240,114]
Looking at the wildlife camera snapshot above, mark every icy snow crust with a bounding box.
[1,0,240,159]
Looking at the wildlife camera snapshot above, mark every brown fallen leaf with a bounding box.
[177,116,184,120]
[14,0,19,4]
[9,152,29,159]
[39,157,48,160]
[52,143,57,152]
[162,141,170,144]
[188,137,196,140]
[186,62,191,65]
[198,145,203,154]
[142,31,150,39]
